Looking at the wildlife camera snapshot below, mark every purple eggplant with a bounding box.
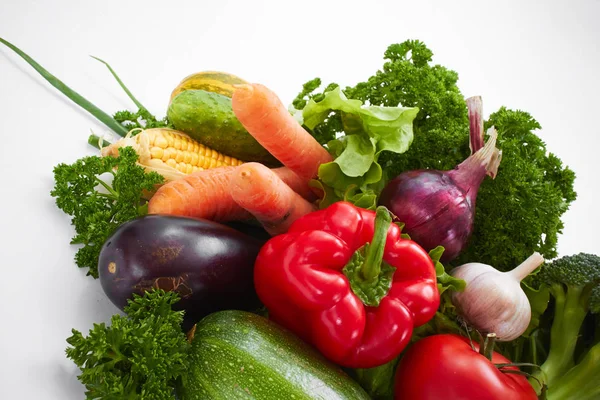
[98,214,265,327]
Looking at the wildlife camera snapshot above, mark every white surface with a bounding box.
[0,0,598,398]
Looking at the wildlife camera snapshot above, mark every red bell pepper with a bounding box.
[253,201,440,369]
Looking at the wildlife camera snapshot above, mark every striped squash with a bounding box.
[170,71,247,100]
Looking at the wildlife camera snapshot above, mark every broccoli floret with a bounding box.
[531,253,600,399]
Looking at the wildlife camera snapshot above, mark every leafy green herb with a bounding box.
[294,40,469,171]
[113,108,171,131]
[51,147,164,278]
[296,86,419,209]
[350,358,398,400]
[294,39,576,271]
[66,289,190,400]
[454,108,576,270]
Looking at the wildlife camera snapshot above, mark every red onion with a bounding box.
[378,97,501,262]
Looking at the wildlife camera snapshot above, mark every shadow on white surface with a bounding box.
[55,363,86,399]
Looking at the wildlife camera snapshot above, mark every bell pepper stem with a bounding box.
[361,206,392,281]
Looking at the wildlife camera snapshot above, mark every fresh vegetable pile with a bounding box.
[3,35,598,400]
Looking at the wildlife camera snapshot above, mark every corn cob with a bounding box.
[100,128,245,181]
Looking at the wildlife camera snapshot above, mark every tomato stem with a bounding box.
[499,369,547,397]
[460,319,477,352]
[494,362,540,369]
[479,332,497,361]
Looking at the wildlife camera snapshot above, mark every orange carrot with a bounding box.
[231,83,333,182]
[274,167,316,201]
[148,165,313,222]
[148,166,249,221]
[229,163,317,235]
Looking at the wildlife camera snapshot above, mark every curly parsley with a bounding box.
[51,147,164,278]
[113,108,172,131]
[454,108,576,270]
[294,39,576,271]
[66,289,190,400]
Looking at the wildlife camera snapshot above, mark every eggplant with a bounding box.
[98,214,265,328]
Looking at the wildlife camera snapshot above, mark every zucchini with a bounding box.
[178,311,370,400]
[168,90,279,166]
[170,71,247,100]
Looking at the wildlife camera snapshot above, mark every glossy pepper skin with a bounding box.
[254,201,440,369]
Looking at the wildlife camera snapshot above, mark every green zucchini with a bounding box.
[168,90,279,166]
[178,311,370,400]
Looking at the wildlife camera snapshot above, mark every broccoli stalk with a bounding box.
[541,284,590,384]
[530,253,600,399]
[548,341,600,400]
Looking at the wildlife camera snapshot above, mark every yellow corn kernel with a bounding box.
[163,147,176,162]
[151,133,169,149]
[150,147,164,160]
[101,128,246,182]
[190,152,199,166]
[173,136,182,151]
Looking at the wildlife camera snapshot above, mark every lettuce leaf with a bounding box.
[301,87,419,209]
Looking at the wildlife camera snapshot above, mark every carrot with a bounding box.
[229,163,317,235]
[148,166,249,221]
[148,165,313,222]
[231,83,333,182]
[273,167,316,201]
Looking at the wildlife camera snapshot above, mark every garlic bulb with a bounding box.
[450,252,544,341]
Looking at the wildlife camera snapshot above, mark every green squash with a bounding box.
[168,89,279,166]
[170,71,248,100]
[178,311,370,400]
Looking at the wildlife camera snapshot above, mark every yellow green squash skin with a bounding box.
[170,71,248,100]
[178,311,370,400]
[168,90,279,166]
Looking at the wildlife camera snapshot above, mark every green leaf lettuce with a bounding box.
[300,87,418,209]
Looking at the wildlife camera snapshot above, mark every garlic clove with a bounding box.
[450,253,544,341]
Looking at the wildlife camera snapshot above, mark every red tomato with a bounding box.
[393,334,537,400]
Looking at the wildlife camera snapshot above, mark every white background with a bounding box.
[1,0,599,398]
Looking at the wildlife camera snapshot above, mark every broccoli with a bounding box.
[531,253,600,399]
